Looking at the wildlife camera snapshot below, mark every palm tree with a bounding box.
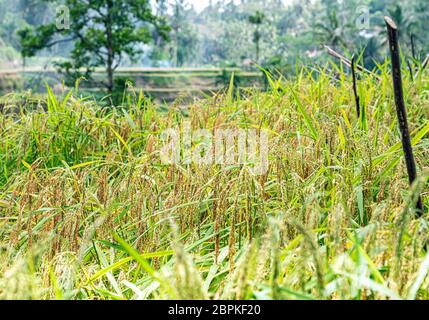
[314,11,351,50]
[248,10,265,63]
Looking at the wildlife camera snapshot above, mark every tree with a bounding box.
[150,0,170,66]
[314,9,350,50]
[18,0,52,26]
[19,0,170,94]
[171,0,198,67]
[248,10,265,63]
[1,0,49,50]
[156,0,169,17]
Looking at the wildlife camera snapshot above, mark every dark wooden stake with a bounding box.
[351,55,361,118]
[385,16,424,215]
[410,34,416,61]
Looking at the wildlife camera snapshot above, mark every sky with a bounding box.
[191,0,237,12]
[186,0,293,13]
[149,1,294,14]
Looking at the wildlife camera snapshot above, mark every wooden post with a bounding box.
[351,55,361,118]
[385,16,424,215]
[410,34,416,61]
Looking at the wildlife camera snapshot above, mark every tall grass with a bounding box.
[0,63,428,300]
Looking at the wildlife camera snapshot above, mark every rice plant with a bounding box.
[0,61,429,300]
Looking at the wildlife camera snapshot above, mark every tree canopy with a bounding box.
[1,0,428,83]
[18,0,170,93]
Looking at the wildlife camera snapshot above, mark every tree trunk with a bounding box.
[174,27,179,68]
[256,39,260,64]
[106,0,114,94]
[255,29,260,63]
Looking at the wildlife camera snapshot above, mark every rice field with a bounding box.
[0,62,429,300]
[0,68,263,102]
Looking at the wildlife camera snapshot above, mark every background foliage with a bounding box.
[1,0,428,71]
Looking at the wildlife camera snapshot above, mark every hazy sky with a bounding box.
[191,0,238,12]
[188,0,293,12]
[149,1,294,14]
